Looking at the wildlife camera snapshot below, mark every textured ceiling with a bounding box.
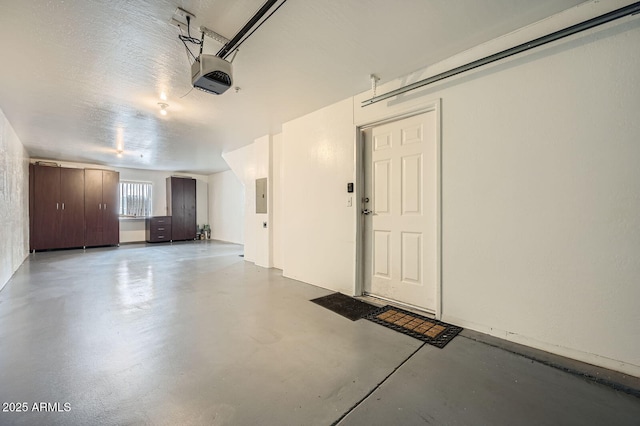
[0,0,586,174]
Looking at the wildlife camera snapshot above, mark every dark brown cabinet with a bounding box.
[85,169,120,247]
[167,176,196,241]
[146,216,172,243]
[30,164,85,250]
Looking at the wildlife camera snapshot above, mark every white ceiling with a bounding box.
[0,0,586,174]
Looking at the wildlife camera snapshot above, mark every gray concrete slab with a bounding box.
[460,329,640,397]
[0,241,421,425]
[339,335,640,426]
[1,241,638,425]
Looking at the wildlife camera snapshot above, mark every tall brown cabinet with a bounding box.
[85,169,120,247]
[167,176,196,241]
[29,164,119,251]
[30,164,85,250]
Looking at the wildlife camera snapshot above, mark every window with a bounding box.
[119,181,152,217]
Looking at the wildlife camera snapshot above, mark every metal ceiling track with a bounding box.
[362,1,640,107]
[216,0,287,59]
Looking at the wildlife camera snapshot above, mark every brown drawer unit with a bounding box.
[146,216,172,243]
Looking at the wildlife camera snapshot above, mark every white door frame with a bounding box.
[354,99,442,319]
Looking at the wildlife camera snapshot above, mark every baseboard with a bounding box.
[442,314,640,379]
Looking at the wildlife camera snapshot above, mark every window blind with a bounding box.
[119,181,152,217]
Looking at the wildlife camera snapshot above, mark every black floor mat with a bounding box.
[311,293,379,321]
[365,305,463,348]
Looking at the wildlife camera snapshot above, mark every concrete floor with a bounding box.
[0,241,638,425]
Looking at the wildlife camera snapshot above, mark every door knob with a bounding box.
[362,209,374,215]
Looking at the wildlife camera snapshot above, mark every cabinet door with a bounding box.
[32,166,61,250]
[184,178,196,240]
[84,169,104,247]
[170,177,185,240]
[102,171,120,245]
[60,168,85,248]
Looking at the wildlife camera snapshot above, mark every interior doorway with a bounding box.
[359,106,441,315]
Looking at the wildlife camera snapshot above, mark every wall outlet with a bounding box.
[347,196,352,207]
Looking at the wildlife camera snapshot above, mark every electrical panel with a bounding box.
[256,178,267,214]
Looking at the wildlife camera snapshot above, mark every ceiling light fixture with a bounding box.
[158,102,169,116]
[116,128,124,157]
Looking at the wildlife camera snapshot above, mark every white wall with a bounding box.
[205,1,640,375]
[272,133,283,269]
[281,98,356,294]
[0,109,29,291]
[254,135,272,268]
[208,170,244,244]
[196,180,209,230]
[223,143,256,261]
[349,1,640,375]
[29,159,209,243]
[222,135,273,267]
